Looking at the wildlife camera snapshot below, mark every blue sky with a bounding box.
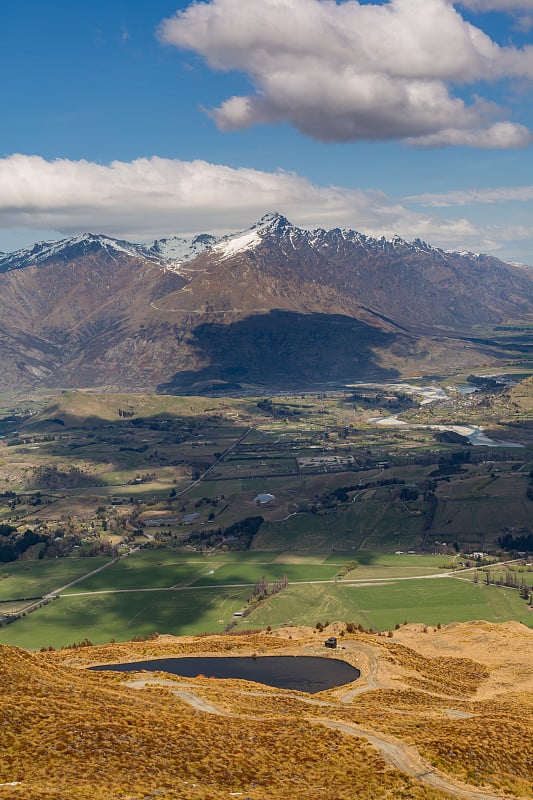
[1,0,532,263]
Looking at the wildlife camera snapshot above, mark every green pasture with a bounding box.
[324,551,449,567]
[0,586,250,649]
[1,557,531,649]
[240,577,533,631]
[3,550,458,602]
[62,561,213,593]
[433,495,532,544]
[188,477,280,497]
[0,557,111,601]
[324,551,456,579]
[343,578,533,630]
[254,499,427,551]
[209,463,299,481]
[206,550,286,563]
[193,561,340,586]
[63,549,340,592]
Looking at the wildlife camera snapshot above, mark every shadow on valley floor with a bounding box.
[157,310,404,393]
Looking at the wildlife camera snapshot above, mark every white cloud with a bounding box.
[0,154,418,240]
[0,153,378,238]
[405,121,532,147]
[0,153,531,261]
[158,0,533,147]
[459,1,533,10]
[405,184,533,206]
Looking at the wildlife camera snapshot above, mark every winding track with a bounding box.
[124,671,520,800]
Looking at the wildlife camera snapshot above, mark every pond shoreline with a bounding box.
[90,654,361,694]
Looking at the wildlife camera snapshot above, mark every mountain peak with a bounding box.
[254,212,293,231]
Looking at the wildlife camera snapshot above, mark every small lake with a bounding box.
[91,655,360,694]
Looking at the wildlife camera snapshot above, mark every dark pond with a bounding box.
[91,655,360,694]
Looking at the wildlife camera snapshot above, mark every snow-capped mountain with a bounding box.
[147,211,485,266]
[0,213,519,273]
[0,213,531,393]
[0,233,160,273]
[146,214,295,265]
[146,233,219,266]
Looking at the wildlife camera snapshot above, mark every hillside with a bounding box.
[508,375,533,413]
[0,215,531,393]
[1,622,532,800]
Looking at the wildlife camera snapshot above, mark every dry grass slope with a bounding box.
[1,621,532,800]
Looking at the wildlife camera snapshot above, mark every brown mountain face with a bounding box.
[0,216,531,393]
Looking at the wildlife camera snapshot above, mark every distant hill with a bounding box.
[0,214,531,392]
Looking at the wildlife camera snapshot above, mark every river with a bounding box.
[364,382,524,447]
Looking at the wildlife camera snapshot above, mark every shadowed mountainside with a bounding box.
[0,215,531,393]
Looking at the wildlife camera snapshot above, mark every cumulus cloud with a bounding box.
[405,121,532,147]
[158,0,533,147]
[0,153,501,255]
[0,153,372,238]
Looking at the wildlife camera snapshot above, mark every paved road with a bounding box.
[175,427,252,497]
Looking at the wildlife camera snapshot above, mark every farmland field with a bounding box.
[253,500,428,551]
[1,548,531,648]
[0,381,532,649]
[236,577,533,632]
[0,585,251,649]
[0,557,111,601]
[19,549,450,596]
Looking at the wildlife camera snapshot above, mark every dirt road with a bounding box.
[124,677,519,800]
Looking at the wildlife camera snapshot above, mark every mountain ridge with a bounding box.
[3,212,527,273]
[0,214,531,393]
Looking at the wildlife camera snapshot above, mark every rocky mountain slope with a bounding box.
[0,214,531,392]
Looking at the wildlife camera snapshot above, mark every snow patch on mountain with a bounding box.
[147,216,294,267]
[447,249,477,257]
[207,212,293,261]
[212,230,262,261]
[148,234,218,266]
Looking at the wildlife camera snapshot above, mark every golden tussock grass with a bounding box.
[2,621,533,799]
[0,644,448,800]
